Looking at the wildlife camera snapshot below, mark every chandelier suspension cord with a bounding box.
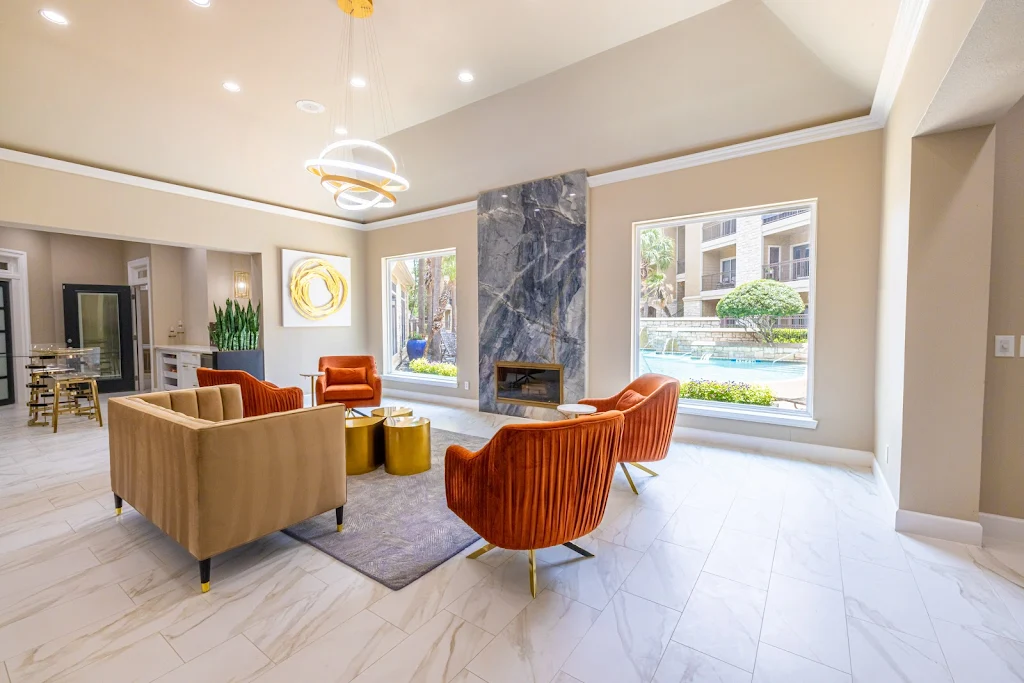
[367,20,396,136]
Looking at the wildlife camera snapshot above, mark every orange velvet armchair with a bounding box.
[316,355,382,412]
[196,369,303,418]
[580,373,679,494]
[446,411,625,596]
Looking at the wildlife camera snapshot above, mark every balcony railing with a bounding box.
[762,209,810,225]
[721,314,809,329]
[702,271,736,291]
[763,258,810,282]
[702,218,737,242]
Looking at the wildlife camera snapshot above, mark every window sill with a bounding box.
[382,372,457,388]
[677,401,818,429]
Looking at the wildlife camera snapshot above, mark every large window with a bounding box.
[383,249,457,382]
[635,202,815,423]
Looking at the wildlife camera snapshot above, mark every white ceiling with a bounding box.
[0,0,900,222]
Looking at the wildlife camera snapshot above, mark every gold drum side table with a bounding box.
[370,406,413,418]
[345,416,385,475]
[383,416,431,476]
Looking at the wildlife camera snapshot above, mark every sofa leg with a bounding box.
[563,542,594,558]
[528,549,537,598]
[467,542,495,560]
[630,462,659,477]
[336,506,344,532]
[619,463,639,495]
[114,494,123,516]
[199,558,211,594]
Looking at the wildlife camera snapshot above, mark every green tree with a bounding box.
[716,279,805,344]
[639,229,676,316]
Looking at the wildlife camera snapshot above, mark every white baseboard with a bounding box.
[673,426,873,467]
[895,509,984,545]
[382,388,480,410]
[980,513,1024,544]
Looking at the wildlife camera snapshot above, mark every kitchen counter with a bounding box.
[153,345,215,354]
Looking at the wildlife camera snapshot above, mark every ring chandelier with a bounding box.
[305,0,409,212]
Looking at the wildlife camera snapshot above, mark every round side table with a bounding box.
[345,416,385,475]
[299,372,324,406]
[557,403,597,420]
[383,417,431,475]
[371,406,413,418]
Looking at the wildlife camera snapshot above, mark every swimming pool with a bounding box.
[639,352,807,384]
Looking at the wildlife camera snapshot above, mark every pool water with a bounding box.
[640,352,807,384]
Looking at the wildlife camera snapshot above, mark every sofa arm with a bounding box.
[579,395,619,412]
[445,443,490,527]
[263,383,303,413]
[193,403,347,559]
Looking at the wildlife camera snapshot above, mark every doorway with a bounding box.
[0,280,14,406]
[62,284,135,393]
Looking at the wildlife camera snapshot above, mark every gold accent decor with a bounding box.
[619,463,639,495]
[528,549,537,598]
[630,462,659,477]
[370,406,412,418]
[467,543,496,560]
[201,582,210,594]
[494,361,564,409]
[345,416,385,475]
[115,507,122,516]
[289,258,349,321]
[338,0,373,18]
[337,524,344,532]
[383,416,431,476]
[232,271,251,299]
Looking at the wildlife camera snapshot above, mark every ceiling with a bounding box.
[0,0,901,223]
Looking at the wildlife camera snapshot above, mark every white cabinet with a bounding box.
[154,347,211,391]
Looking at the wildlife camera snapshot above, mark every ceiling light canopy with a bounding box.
[189,0,211,6]
[222,81,241,93]
[458,71,474,83]
[296,99,326,114]
[39,9,68,25]
[306,0,409,212]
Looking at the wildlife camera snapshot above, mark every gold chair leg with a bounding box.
[528,549,537,598]
[467,542,496,560]
[51,381,60,434]
[619,462,639,495]
[630,462,658,477]
[92,380,103,427]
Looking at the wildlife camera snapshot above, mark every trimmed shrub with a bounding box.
[680,379,774,406]
[716,279,805,344]
[408,358,458,377]
[771,328,808,344]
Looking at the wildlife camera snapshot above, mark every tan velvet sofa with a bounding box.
[108,384,347,593]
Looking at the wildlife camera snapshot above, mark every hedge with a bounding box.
[408,358,458,377]
[680,379,774,406]
[771,328,808,344]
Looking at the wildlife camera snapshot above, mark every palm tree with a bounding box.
[640,229,676,316]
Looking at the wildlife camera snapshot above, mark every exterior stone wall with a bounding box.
[735,216,762,285]
[640,319,808,361]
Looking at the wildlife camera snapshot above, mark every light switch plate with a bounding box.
[995,335,1015,357]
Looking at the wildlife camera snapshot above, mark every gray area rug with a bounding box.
[284,428,489,590]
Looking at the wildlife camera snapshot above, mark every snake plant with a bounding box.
[211,299,261,351]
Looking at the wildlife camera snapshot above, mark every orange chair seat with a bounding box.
[324,384,375,401]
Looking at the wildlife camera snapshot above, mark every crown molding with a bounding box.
[0,147,368,231]
[871,0,932,123]
[367,200,478,230]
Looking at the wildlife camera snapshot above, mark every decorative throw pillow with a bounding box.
[615,389,646,410]
[326,367,367,386]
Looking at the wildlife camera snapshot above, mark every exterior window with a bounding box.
[383,249,457,382]
[636,203,814,419]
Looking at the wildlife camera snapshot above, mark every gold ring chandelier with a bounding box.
[289,258,349,320]
[306,0,410,212]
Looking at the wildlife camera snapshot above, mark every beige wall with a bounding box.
[981,97,1024,518]
[150,245,184,347]
[182,248,208,346]
[367,132,883,451]
[0,224,55,343]
[900,126,995,521]
[0,160,368,387]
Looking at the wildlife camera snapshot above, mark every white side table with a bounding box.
[557,403,597,420]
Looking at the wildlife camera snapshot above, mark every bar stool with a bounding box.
[51,376,102,432]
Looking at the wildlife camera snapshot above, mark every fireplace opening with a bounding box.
[495,362,563,408]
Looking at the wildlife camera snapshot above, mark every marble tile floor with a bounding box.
[2,396,1024,682]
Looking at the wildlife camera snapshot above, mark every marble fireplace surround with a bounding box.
[477,170,587,418]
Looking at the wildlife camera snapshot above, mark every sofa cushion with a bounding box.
[326,367,367,386]
[323,383,375,401]
[616,389,647,410]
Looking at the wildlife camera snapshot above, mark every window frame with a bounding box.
[380,247,458,386]
[631,199,818,429]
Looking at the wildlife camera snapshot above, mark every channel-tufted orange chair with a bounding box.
[446,411,625,597]
[316,356,382,414]
[196,369,303,418]
[580,374,679,494]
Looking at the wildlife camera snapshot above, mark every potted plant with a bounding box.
[406,333,427,360]
[210,299,265,380]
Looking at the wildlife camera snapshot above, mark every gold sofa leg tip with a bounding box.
[337,524,344,532]
[115,507,122,516]
[201,582,210,593]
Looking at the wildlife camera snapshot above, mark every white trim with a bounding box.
[678,402,818,429]
[589,116,882,188]
[382,373,457,388]
[871,0,933,123]
[980,513,1024,544]
[382,387,479,410]
[895,509,983,545]
[872,457,899,524]
[0,249,32,406]
[674,425,872,467]
[369,201,478,230]
[0,148,367,231]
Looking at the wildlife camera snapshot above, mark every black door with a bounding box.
[0,281,14,406]
[62,284,135,393]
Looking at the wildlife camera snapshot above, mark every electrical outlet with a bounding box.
[885,445,889,464]
[996,335,1015,357]
[463,381,470,391]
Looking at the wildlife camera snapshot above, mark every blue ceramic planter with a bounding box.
[406,338,427,360]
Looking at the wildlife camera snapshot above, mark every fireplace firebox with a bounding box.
[495,362,563,409]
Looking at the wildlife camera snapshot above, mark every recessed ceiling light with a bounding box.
[222,81,241,93]
[335,126,348,136]
[458,71,474,83]
[296,99,325,114]
[350,77,367,88]
[39,9,68,25]
[189,0,211,6]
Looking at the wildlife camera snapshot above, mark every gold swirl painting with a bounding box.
[281,249,353,327]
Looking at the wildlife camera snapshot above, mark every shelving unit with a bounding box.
[154,346,211,391]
